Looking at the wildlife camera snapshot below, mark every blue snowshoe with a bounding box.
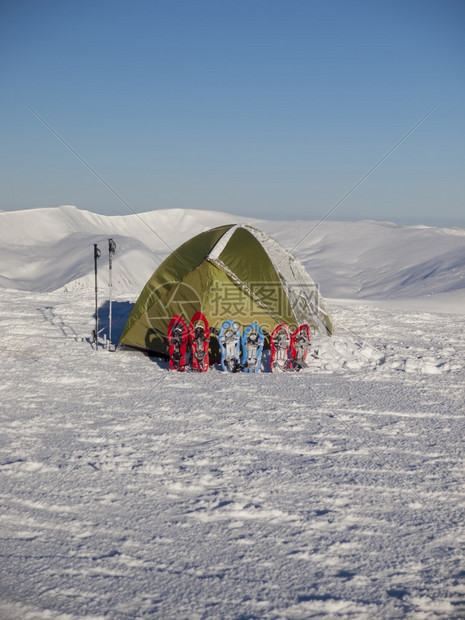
[219,320,241,372]
[241,323,264,373]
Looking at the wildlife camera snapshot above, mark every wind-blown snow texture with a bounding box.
[1,206,465,619]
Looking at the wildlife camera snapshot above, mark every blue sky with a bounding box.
[1,0,464,225]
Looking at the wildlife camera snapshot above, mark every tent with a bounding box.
[119,223,332,358]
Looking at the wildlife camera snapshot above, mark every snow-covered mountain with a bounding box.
[1,205,464,310]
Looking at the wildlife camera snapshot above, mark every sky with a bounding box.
[1,0,464,226]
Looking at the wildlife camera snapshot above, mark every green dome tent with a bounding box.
[119,223,332,358]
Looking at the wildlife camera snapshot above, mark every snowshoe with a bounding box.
[270,323,291,373]
[189,312,210,372]
[219,320,242,372]
[241,323,264,373]
[167,316,188,371]
[290,324,311,371]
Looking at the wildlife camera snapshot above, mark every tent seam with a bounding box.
[206,256,285,324]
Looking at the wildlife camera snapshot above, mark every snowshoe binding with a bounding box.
[290,324,311,371]
[219,320,242,372]
[241,323,264,373]
[270,323,291,373]
[167,315,188,371]
[189,312,210,372]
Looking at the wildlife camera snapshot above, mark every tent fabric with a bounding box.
[119,224,333,358]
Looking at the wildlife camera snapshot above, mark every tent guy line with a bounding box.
[280,105,438,264]
[294,371,436,515]
[27,105,191,271]
[29,373,169,515]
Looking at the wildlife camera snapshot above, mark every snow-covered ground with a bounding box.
[1,206,465,619]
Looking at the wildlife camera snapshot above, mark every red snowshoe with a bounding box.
[270,323,291,373]
[290,324,311,371]
[167,316,188,371]
[189,312,210,372]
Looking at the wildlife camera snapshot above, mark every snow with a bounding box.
[2,206,465,308]
[1,206,465,619]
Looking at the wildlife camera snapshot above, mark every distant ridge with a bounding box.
[1,206,464,310]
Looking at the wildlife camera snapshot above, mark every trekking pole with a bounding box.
[94,243,101,350]
[108,238,116,350]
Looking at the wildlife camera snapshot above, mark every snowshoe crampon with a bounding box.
[241,323,264,373]
[167,315,188,371]
[270,323,291,373]
[290,324,311,371]
[189,312,210,372]
[219,320,241,372]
